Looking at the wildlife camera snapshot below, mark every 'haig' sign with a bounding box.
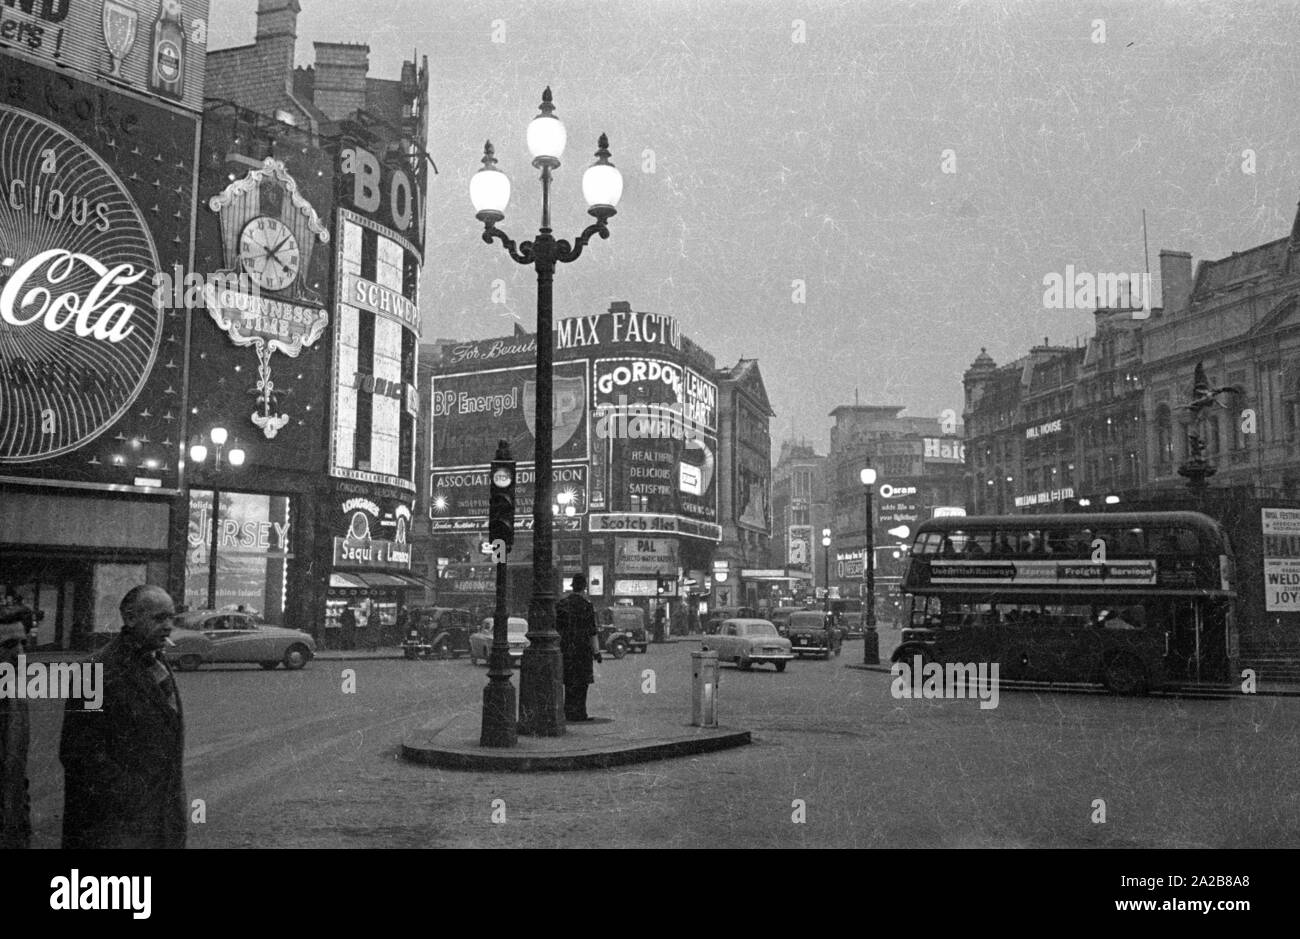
[0,105,161,462]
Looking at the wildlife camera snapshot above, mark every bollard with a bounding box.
[691,650,719,727]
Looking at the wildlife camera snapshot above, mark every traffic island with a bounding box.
[401,710,750,772]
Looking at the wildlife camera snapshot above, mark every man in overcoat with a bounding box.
[556,573,600,722]
[60,585,187,849]
[0,617,30,848]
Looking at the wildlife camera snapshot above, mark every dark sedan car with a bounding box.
[786,610,843,659]
[402,606,475,659]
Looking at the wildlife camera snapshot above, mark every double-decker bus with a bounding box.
[895,512,1237,694]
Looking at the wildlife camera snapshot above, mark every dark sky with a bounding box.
[211,0,1300,452]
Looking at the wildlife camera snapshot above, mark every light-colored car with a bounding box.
[166,610,316,671]
[702,618,794,672]
[468,616,529,665]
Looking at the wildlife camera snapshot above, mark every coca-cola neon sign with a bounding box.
[0,105,161,463]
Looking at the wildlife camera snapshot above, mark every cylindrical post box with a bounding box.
[691,650,719,727]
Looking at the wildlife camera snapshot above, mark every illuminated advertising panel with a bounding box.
[336,141,426,257]
[0,67,196,490]
[593,355,718,536]
[430,361,589,469]
[0,0,211,113]
[429,464,588,532]
[330,208,419,492]
[331,492,413,571]
[190,107,335,472]
[184,489,291,618]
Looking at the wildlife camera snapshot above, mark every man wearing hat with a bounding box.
[556,573,600,722]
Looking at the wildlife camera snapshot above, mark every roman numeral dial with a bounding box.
[238,215,301,293]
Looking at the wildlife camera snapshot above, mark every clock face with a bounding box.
[238,216,301,292]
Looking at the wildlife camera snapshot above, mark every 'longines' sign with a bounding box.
[0,103,162,463]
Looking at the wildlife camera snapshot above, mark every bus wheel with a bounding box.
[1102,653,1149,696]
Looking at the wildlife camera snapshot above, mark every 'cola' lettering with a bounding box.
[0,249,145,342]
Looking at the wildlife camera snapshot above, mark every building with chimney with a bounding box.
[183,0,433,646]
[714,360,776,611]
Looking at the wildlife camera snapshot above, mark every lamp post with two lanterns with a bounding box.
[470,87,623,736]
[188,426,246,610]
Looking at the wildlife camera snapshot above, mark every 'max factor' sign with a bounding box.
[443,311,683,367]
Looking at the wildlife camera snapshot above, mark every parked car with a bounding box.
[468,616,529,665]
[786,610,843,659]
[166,610,316,671]
[766,606,803,637]
[704,606,758,635]
[402,606,475,659]
[598,606,649,656]
[702,618,793,671]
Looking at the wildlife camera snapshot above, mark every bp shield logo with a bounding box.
[523,376,586,451]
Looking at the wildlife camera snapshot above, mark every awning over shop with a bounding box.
[329,572,432,590]
[329,573,369,589]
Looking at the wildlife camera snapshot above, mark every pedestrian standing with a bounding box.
[339,605,357,650]
[366,606,382,649]
[0,616,30,848]
[556,573,600,722]
[60,585,187,849]
[653,603,667,642]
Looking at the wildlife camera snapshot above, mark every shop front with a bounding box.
[322,490,426,648]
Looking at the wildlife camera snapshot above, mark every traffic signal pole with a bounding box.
[481,440,518,747]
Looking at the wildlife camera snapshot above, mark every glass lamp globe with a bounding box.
[189,442,208,464]
[210,427,228,446]
[860,468,877,486]
[583,134,622,212]
[527,87,566,165]
[228,444,246,468]
[470,141,511,220]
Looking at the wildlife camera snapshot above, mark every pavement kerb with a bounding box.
[401,718,751,772]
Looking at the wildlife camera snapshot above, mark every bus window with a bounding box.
[962,531,993,556]
[914,533,943,556]
[1043,528,1076,555]
[992,532,1017,556]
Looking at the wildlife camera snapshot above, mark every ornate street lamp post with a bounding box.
[860,467,879,664]
[471,88,623,736]
[188,426,246,609]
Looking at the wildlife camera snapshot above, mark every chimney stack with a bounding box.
[608,300,632,314]
[254,0,299,84]
[1159,250,1193,317]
